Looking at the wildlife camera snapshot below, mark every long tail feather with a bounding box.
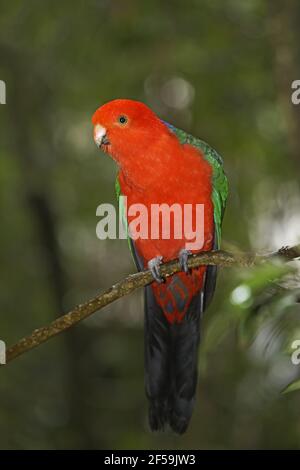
[168,293,202,434]
[144,283,203,434]
[144,286,171,431]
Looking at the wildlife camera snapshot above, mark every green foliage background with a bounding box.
[0,0,300,449]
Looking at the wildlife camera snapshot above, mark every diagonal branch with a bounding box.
[3,244,300,364]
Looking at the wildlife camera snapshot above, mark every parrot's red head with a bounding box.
[92,99,171,168]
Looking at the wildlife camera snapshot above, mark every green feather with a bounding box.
[115,175,132,253]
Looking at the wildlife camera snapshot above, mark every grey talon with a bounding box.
[148,256,164,283]
[179,248,192,274]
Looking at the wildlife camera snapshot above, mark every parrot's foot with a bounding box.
[179,248,192,274]
[148,256,164,283]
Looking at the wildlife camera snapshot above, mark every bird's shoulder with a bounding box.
[162,120,228,246]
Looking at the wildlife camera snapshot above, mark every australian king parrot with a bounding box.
[92,99,228,434]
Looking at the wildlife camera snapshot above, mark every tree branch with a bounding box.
[3,244,300,364]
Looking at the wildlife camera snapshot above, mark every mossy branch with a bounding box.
[3,244,300,364]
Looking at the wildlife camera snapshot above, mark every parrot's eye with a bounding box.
[118,115,128,125]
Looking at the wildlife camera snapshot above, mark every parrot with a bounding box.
[92,99,228,434]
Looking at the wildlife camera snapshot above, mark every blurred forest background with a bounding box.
[0,0,300,450]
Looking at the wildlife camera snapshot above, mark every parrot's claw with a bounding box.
[148,256,164,283]
[179,248,192,274]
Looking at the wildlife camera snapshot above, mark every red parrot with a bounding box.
[92,99,228,433]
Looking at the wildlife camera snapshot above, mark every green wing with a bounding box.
[115,175,133,253]
[163,122,228,249]
[115,175,122,207]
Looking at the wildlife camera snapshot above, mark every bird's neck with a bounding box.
[116,132,182,193]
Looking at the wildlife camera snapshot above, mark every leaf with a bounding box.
[282,379,300,394]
